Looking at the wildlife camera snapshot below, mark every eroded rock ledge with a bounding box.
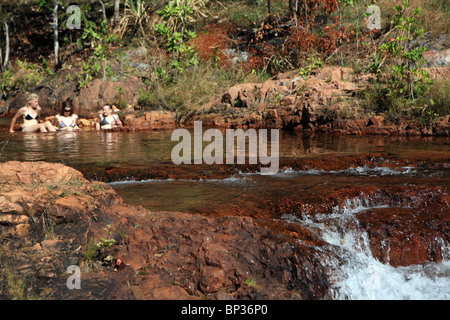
[1,160,448,299]
[0,161,328,300]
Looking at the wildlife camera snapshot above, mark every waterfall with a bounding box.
[282,198,450,300]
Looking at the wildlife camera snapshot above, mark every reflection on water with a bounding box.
[1,129,449,169]
[0,124,449,300]
[0,130,175,168]
[111,167,450,214]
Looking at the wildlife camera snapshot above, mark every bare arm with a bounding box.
[95,114,102,130]
[53,114,60,127]
[9,107,25,132]
[115,115,123,127]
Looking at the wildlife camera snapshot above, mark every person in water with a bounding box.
[9,93,57,133]
[54,100,81,131]
[95,104,123,130]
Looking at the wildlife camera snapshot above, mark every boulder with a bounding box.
[76,77,143,117]
[423,48,450,67]
[0,161,330,300]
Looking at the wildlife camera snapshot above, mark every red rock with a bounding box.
[199,266,227,293]
[0,161,330,300]
[367,116,384,127]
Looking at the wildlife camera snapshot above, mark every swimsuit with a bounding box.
[24,113,39,120]
[59,121,76,128]
[21,108,40,130]
[101,115,118,126]
[100,115,119,128]
[57,114,78,129]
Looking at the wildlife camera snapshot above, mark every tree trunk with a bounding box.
[54,0,59,66]
[98,0,106,21]
[114,0,120,25]
[3,22,9,71]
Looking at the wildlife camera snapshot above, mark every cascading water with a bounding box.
[282,197,450,300]
[1,128,448,300]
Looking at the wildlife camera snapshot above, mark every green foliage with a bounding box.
[0,60,47,94]
[0,69,14,92]
[364,0,433,115]
[298,57,323,80]
[156,1,194,26]
[72,8,117,89]
[120,0,151,38]
[76,43,106,89]
[97,238,116,249]
[16,60,43,86]
[380,1,432,100]
[82,239,98,261]
[154,0,199,78]
[415,80,450,126]
[96,224,116,249]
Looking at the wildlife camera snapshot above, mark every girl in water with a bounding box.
[9,93,57,133]
[95,104,123,130]
[54,100,81,131]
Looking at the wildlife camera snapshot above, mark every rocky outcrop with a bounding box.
[189,66,450,136]
[0,155,448,299]
[75,77,144,117]
[116,212,329,300]
[269,185,450,268]
[423,48,450,68]
[0,161,329,300]
[122,110,177,130]
[3,65,448,136]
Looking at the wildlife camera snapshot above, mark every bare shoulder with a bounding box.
[15,106,27,116]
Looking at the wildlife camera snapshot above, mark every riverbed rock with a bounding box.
[0,161,329,300]
[269,185,450,267]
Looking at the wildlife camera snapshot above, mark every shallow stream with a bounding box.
[1,124,449,299]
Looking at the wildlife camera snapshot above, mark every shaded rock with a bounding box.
[76,77,143,117]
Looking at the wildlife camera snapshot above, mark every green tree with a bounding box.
[365,0,432,114]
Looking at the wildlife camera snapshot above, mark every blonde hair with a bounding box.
[26,93,39,102]
[26,93,41,112]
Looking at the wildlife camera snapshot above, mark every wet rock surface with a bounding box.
[0,161,329,300]
[0,152,448,300]
[80,152,450,183]
[269,185,450,268]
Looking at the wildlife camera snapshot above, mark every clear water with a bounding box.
[1,128,449,168]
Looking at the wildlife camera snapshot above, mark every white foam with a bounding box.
[282,201,450,300]
[333,165,417,176]
[108,174,254,186]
